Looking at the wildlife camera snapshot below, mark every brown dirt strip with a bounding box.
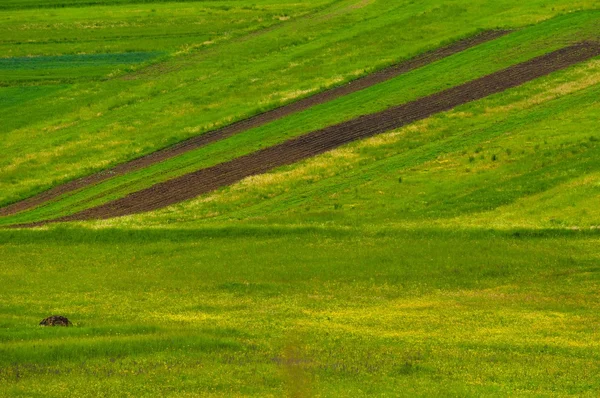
[16,41,599,227]
[0,30,510,217]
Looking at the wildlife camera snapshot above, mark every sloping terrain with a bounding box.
[0,30,508,217]
[123,54,598,231]
[1,0,597,209]
[17,42,600,225]
[2,1,600,397]
[3,10,600,227]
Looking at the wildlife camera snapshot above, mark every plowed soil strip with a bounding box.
[0,30,510,217]
[17,41,599,227]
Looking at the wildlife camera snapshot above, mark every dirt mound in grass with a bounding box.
[39,315,72,327]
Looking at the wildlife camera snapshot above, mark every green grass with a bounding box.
[0,84,67,108]
[2,0,600,396]
[76,51,599,232]
[0,0,319,58]
[1,227,600,396]
[0,0,231,9]
[3,11,599,226]
[0,52,163,84]
[1,0,599,208]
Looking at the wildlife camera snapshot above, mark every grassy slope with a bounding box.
[94,56,600,231]
[1,0,599,207]
[2,11,600,226]
[2,54,600,398]
[2,0,600,396]
[0,0,317,58]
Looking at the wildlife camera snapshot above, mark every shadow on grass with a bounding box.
[0,223,599,245]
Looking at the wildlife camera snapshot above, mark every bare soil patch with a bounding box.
[39,315,72,327]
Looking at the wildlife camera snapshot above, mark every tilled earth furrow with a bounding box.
[22,41,598,226]
[0,30,510,217]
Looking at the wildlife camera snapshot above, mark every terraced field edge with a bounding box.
[0,30,510,217]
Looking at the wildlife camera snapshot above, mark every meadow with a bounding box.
[2,227,600,396]
[2,11,600,226]
[104,59,600,231]
[2,0,600,396]
[2,0,599,207]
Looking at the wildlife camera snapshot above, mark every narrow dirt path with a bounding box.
[0,30,509,217]
[16,41,599,227]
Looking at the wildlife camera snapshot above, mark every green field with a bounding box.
[2,0,600,396]
[2,228,600,396]
[2,0,598,207]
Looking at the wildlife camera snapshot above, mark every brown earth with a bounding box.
[17,41,598,227]
[39,315,72,327]
[0,30,509,217]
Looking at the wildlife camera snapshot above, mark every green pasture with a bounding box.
[1,0,599,208]
[1,227,600,396]
[3,11,600,226]
[2,0,600,396]
[0,0,319,58]
[104,59,600,231]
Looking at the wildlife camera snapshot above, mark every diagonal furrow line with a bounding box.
[0,30,510,217]
[14,41,600,227]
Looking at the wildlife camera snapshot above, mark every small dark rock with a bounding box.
[39,315,72,327]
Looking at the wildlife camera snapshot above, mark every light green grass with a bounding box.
[1,227,600,396]
[0,84,67,109]
[0,0,319,58]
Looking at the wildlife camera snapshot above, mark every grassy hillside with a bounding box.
[0,0,320,58]
[99,56,600,231]
[2,0,600,396]
[1,0,599,207]
[2,11,600,226]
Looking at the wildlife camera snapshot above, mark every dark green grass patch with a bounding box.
[0,52,162,70]
[0,52,164,85]
[0,85,67,109]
